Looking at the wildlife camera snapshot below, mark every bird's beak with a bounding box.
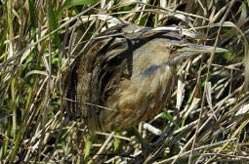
[177,44,228,53]
[169,44,228,65]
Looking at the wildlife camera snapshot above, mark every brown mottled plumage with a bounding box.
[64,24,227,132]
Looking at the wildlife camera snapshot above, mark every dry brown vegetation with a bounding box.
[0,0,249,163]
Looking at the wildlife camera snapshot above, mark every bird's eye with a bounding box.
[170,45,177,51]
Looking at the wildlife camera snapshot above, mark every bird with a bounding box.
[63,23,227,132]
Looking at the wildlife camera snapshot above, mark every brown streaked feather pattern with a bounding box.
[65,24,184,132]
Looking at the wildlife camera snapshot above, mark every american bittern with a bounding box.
[64,24,227,132]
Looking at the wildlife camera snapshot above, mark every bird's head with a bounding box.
[147,37,228,66]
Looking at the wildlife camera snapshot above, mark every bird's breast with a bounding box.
[100,64,174,131]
